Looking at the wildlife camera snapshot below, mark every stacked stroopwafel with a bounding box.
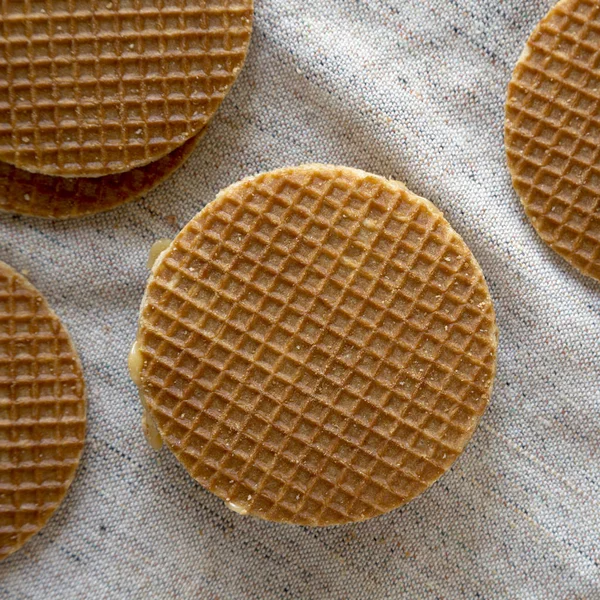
[0,261,86,560]
[133,165,498,526]
[506,0,600,281]
[0,128,205,220]
[0,0,253,217]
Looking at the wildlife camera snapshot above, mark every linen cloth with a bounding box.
[1,0,599,597]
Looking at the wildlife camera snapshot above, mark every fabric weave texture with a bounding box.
[0,0,598,598]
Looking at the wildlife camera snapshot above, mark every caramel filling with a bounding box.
[128,239,174,451]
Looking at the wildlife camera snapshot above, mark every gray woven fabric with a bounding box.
[1,0,599,598]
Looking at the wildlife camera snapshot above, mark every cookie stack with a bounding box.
[0,0,253,218]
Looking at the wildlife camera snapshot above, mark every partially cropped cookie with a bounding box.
[506,0,600,281]
[0,0,253,177]
[0,261,86,560]
[131,165,497,526]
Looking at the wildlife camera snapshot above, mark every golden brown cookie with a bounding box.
[505,0,600,281]
[0,0,252,177]
[0,261,86,560]
[0,128,203,219]
[132,165,497,526]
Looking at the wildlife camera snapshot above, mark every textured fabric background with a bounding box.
[1,0,599,598]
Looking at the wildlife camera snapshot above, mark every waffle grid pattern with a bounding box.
[0,129,201,219]
[0,262,86,560]
[138,166,497,526]
[505,0,600,281]
[0,0,252,176]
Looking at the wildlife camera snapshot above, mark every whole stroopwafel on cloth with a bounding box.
[0,261,86,560]
[0,0,253,178]
[0,127,204,219]
[505,0,600,282]
[132,165,498,526]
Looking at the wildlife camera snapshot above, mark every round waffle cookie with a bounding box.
[0,128,203,219]
[0,261,86,560]
[134,165,498,526]
[0,0,253,177]
[505,0,600,281]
